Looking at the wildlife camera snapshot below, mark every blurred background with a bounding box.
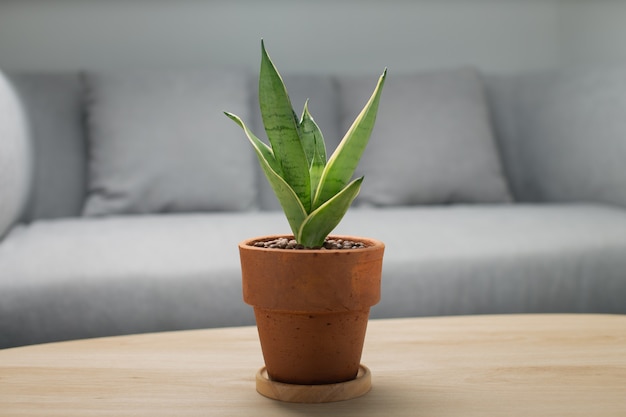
[1,0,625,74]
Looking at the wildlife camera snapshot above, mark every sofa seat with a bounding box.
[2,204,625,348]
[339,204,626,319]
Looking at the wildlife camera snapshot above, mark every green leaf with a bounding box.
[312,68,387,210]
[309,136,325,204]
[224,112,282,175]
[224,112,307,236]
[259,40,311,211]
[297,177,364,248]
[299,101,327,201]
[299,100,326,167]
[226,40,387,247]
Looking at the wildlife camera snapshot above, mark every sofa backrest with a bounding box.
[485,65,626,208]
[7,65,626,227]
[4,67,515,224]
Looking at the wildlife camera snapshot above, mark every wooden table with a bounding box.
[1,314,625,416]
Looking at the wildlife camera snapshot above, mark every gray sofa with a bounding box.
[2,65,626,349]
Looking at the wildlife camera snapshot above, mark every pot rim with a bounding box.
[239,233,384,312]
[239,234,385,253]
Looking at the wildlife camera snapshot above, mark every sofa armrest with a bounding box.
[0,72,31,239]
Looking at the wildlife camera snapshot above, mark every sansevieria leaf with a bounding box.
[259,40,311,211]
[299,100,326,167]
[299,102,326,200]
[225,41,386,247]
[297,177,363,248]
[313,69,387,210]
[224,112,307,236]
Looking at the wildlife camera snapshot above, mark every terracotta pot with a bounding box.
[239,234,384,385]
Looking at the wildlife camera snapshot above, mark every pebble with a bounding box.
[253,237,367,250]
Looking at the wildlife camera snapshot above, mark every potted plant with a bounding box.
[225,41,386,402]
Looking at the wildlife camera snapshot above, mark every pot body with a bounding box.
[239,235,384,385]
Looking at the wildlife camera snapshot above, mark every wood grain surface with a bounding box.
[1,314,625,416]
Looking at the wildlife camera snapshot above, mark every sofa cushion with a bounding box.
[335,204,626,318]
[5,72,85,221]
[338,68,512,206]
[83,70,257,216]
[0,72,31,238]
[0,212,290,348]
[2,204,626,348]
[488,66,626,208]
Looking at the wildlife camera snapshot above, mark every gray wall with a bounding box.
[0,1,624,74]
[559,1,626,67]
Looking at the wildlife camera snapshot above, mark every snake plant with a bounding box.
[225,41,386,248]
